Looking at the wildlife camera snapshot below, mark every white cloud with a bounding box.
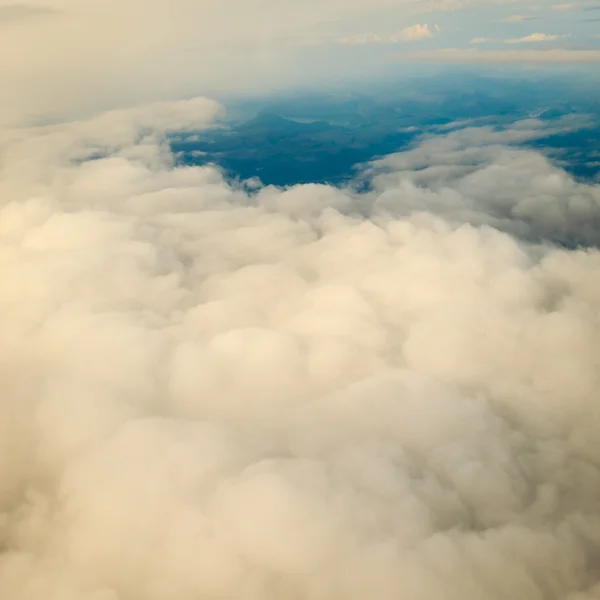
[3,98,600,600]
[337,24,439,45]
[505,32,572,43]
[394,47,600,62]
[392,23,438,41]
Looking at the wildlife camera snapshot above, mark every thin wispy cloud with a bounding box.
[552,2,583,9]
[337,24,439,45]
[470,37,496,44]
[553,2,600,9]
[505,32,572,43]
[0,3,60,23]
[470,33,574,45]
[415,0,542,11]
[499,14,541,22]
[394,47,600,63]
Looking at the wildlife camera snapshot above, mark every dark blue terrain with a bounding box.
[171,72,600,187]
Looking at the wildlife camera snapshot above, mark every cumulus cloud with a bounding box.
[2,97,600,600]
[505,32,572,43]
[392,23,439,41]
[361,117,600,245]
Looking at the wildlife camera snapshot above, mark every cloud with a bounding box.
[393,47,600,62]
[417,0,532,10]
[337,24,439,45]
[0,0,428,125]
[0,0,518,127]
[469,37,496,43]
[3,98,600,600]
[360,116,599,245]
[392,23,439,41]
[505,32,572,43]
[553,1,600,11]
[552,2,582,9]
[0,3,60,22]
[498,14,541,22]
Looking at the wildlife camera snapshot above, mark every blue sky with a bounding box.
[305,0,600,47]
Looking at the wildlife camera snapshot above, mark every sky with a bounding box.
[2,0,600,125]
[3,2,600,600]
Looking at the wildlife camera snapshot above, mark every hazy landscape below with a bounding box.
[172,72,600,187]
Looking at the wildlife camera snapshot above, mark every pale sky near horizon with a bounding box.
[1,0,599,125]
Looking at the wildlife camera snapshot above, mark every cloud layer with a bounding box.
[2,98,600,600]
[394,48,600,62]
[0,0,450,125]
[4,0,597,126]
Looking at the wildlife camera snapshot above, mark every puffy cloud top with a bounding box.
[2,98,600,600]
